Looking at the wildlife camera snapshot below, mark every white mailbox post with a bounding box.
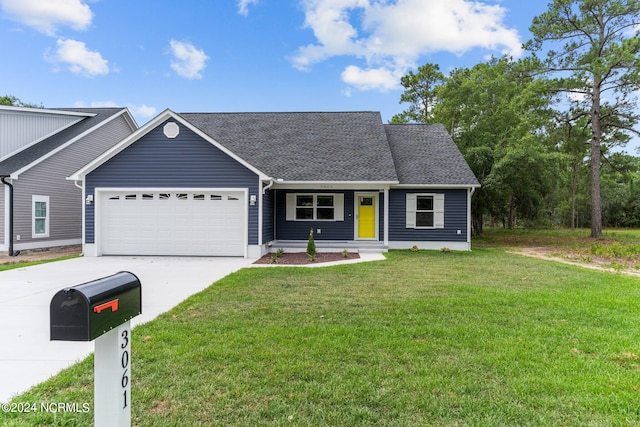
[50,272,141,427]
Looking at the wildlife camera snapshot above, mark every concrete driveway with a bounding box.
[0,256,254,402]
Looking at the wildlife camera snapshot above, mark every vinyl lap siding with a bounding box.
[262,190,274,243]
[274,190,355,240]
[388,189,468,242]
[85,120,260,245]
[0,111,80,159]
[12,115,135,245]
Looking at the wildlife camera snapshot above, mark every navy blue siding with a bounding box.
[262,189,274,242]
[275,190,356,240]
[388,189,468,242]
[85,120,260,244]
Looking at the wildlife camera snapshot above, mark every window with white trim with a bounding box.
[286,193,345,221]
[33,195,50,238]
[406,193,444,229]
[416,195,434,227]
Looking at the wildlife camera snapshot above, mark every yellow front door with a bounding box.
[357,196,376,239]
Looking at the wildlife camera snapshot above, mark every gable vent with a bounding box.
[163,122,180,138]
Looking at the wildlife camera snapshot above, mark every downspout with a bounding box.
[261,178,276,247]
[262,178,275,194]
[1,176,20,257]
[468,187,477,250]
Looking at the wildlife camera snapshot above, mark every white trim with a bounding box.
[0,105,95,117]
[393,184,480,189]
[81,181,86,254]
[406,193,444,229]
[9,109,137,179]
[285,193,344,222]
[14,238,81,251]
[83,243,97,257]
[68,109,268,181]
[32,195,50,238]
[383,188,389,247]
[467,188,473,245]
[354,192,378,240]
[257,177,263,246]
[274,182,397,190]
[388,241,471,251]
[93,187,249,257]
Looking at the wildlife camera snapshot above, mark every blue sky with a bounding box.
[0,0,593,127]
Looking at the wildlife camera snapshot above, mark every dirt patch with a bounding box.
[512,247,640,277]
[0,245,82,265]
[254,251,360,265]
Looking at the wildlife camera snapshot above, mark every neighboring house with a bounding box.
[0,106,138,254]
[68,109,479,258]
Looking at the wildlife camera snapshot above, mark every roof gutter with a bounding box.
[1,176,20,257]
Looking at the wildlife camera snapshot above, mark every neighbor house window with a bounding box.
[286,193,344,221]
[33,195,50,238]
[406,193,444,229]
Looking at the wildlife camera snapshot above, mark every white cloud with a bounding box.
[0,0,92,36]
[238,0,259,16]
[292,0,522,91]
[341,65,402,91]
[50,38,109,77]
[169,40,209,80]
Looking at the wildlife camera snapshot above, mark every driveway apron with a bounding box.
[0,256,253,402]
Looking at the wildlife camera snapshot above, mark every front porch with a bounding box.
[266,240,388,254]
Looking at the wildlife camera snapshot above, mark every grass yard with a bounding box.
[2,238,640,426]
[0,255,79,272]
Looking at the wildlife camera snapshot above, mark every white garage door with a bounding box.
[99,190,246,256]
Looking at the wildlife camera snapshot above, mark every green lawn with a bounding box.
[2,241,640,426]
[0,255,79,272]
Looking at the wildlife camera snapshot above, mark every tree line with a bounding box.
[392,0,640,237]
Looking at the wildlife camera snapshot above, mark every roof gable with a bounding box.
[68,109,269,181]
[385,124,480,186]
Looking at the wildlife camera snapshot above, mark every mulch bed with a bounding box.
[253,251,360,265]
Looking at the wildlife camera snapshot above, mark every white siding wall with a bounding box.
[0,110,81,159]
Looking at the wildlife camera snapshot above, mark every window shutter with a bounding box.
[435,193,445,228]
[406,193,416,228]
[286,193,295,221]
[334,194,344,221]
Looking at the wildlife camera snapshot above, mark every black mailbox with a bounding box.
[50,271,141,341]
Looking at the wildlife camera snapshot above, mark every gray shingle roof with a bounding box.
[0,108,126,176]
[181,112,478,186]
[180,112,399,182]
[385,124,479,186]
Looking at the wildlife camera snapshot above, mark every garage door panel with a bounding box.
[99,190,246,256]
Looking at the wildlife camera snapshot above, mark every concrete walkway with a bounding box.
[0,256,254,402]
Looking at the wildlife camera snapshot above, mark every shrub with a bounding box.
[307,229,317,261]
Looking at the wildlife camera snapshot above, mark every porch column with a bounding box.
[383,188,389,247]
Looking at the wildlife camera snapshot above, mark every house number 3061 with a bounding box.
[120,329,130,409]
